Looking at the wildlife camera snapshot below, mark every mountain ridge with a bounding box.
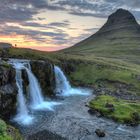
[62,9,140,56]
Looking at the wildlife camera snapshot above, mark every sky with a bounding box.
[0,0,140,51]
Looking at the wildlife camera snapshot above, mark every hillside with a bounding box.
[62,9,140,63]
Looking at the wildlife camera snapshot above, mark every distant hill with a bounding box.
[0,43,13,48]
[62,9,140,59]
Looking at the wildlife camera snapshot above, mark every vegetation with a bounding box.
[0,119,12,140]
[0,119,22,140]
[89,95,140,124]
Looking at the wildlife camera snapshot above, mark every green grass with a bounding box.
[89,95,140,124]
[0,119,22,140]
[69,61,140,95]
[0,119,12,140]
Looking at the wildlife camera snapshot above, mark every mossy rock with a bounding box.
[0,119,22,140]
[89,95,140,125]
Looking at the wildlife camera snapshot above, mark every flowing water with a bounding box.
[9,61,139,139]
[12,62,33,125]
[24,62,61,110]
[54,66,91,96]
[10,60,60,125]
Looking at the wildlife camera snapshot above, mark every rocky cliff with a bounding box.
[0,61,17,120]
[30,60,56,97]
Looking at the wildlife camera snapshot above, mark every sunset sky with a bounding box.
[0,0,140,51]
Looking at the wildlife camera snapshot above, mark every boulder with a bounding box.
[95,129,105,137]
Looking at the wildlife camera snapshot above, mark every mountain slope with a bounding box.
[63,9,140,61]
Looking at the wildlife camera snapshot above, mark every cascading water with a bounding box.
[54,66,91,96]
[13,62,33,125]
[24,63,60,110]
[54,66,71,94]
[25,63,44,107]
[9,59,61,125]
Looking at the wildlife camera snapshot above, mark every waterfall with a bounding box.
[54,66,71,94]
[25,63,44,107]
[13,62,33,125]
[54,66,91,96]
[9,59,61,125]
[24,62,61,110]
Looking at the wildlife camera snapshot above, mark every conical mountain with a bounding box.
[98,9,139,33]
[63,9,140,57]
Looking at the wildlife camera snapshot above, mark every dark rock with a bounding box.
[30,60,55,97]
[88,109,95,115]
[105,103,115,112]
[0,62,17,120]
[21,69,29,96]
[132,112,140,122]
[88,109,102,117]
[95,129,105,137]
[105,103,114,108]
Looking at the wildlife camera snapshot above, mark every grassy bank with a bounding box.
[89,95,140,125]
[0,119,22,140]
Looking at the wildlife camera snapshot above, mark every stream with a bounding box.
[9,59,140,140]
[16,93,140,140]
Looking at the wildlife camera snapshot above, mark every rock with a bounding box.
[6,125,23,140]
[88,109,95,115]
[0,62,17,120]
[132,112,140,122]
[95,129,105,137]
[105,103,115,112]
[30,60,55,97]
[88,109,102,117]
[0,119,22,140]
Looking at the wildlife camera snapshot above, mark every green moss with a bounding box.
[0,119,12,140]
[89,95,140,124]
[0,119,22,140]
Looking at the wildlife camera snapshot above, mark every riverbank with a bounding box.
[16,94,140,140]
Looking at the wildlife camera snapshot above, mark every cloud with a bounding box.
[0,0,140,49]
[47,22,70,28]
[1,0,140,24]
[0,25,69,44]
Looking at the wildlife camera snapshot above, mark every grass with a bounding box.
[89,95,140,124]
[0,119,22,140]
[0,119,12,140]
[69,60,140,96]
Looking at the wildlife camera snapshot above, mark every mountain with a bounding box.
[63,9,140,59]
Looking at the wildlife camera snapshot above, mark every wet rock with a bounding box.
[95,129,105,137]
[0,62,17,120]
[88,109,95,115]
[30,60,55,97]
[88,109,102,117]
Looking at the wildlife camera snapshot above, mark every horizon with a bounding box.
[0,0,140,51]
